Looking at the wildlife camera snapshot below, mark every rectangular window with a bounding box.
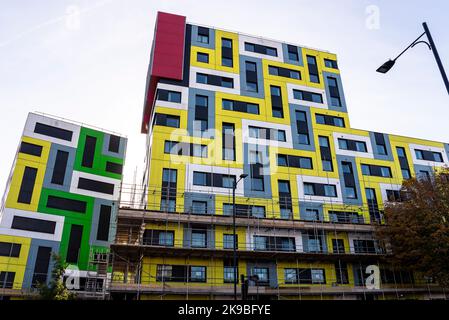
[19,141,42,157]
[221,77,234,88]
[306,55,319,83]
[252,267,269,284]
[51,150,69,185]
[332,239,345,253]
[245,61,258,92]
[105,161,123,175]
[193,172,208,186]
[270,85,284,118]
[269,65,301,80]
[34,122,73,141]
[251,177,264,191]
[293,89,323,103]
[303,208,320,221]
[190,266,207,282]
[158,231,174,246]
[17,166,37,204]
[46,195,87,213]
[77,177,115,195]
[222,176,235,188]
[284,268,297,284]
[191,231,207,248]
[154,113,180,128]
[0,271,15,289]
[108,135,120,153]
[361,164,392,178]
[197,52,209,63]
[191,201,207,215]
[0,242,21,258]
[32,246,51,286]
[96,205,111,241]
[224,266,235,283]
[221,38,233,67]
[324,59,338,69]
[287,45,299,61]
[315,113,345,127]
[223,234,237,249]
[327,77,341,107]
[82,135,96,168]
[196,73,208,84]
[338,138,367,152]
[197,27,209,43]
[66,224,83,263]
[244,42,277,56]
[222,123,235,161]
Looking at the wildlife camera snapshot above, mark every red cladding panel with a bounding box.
[141,12,186,133]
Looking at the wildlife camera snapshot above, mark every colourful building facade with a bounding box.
[0,113,127,299]
[109,12,449,300]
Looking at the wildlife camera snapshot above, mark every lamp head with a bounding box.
[240,174,248,179]
[376,59,395,74]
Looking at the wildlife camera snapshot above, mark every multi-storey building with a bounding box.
[110,12,449,300]
[0,113,127,299]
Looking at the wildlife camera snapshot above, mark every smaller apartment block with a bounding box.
[0,113,127,299]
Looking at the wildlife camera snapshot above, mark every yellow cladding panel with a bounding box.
[301,48,325,89]
[355,157,403,186]
[141,257,247,286]
[309,107,351,132]
[5,136,51,212]
[190,46,216,70]
[269,145,321,177]
[215,225,246,250]
[144,222,184,248]
[389,134,445,148]
[0,234,32,290]
[269,172,300,219]
[276,261,355,287]
[262,59,306,86]
[320,51,340,75]
[214,30,240,74]
[262,78,292,125]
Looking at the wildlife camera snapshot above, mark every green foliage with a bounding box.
[376,168,449,287]
[37,253,76,300]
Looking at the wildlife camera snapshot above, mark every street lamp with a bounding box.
[376,22,449,96]
[232,173,248,300]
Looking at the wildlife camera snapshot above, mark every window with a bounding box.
[397,147,406,158]
[252,267,269,284]
[160,199,176,212]
[270,85,281,97]
[284,268,297,284]
[193,172,207,186]
[287,45,299,61]
[324,59,338,69]
[17,166,37,204]
[222,57,233,67]
[196,73,208,84]
[34,122,73,141]
[345,187,357,199]
[0,271,15,289]
[251,177,264,191]
[338,138,367,152]
[316,114,325,124]
[244,42,255,52]
[222,38,232,48]
[311,269,325,284]
[0,242,21,258]
[334,117,344,127]
[361,164,370,175]
[162,168,177,184]
[254,236,267,250]
[19,141,42,157]
[246,103,259,114]
[381,167,391,177]
[246,81,258,92]
[222,123,235,161]
[324,185,337,197]
[290,70,301,79]
[192,144,208,158]
[307,55,319,83]
[197,28,209,43]
[251,206,266,218]
[304,183,315,195]
[322,160,333,172]
[377,144,387,155]
[336,262,349,284]
[224,266,235,283]
[245,61,257,72]
[244,42,277,57]
[223,234,237,249]
[221,78,234,88]
[266,47,277,56]
[51,150,69,185]
[332,239,345,253]
[268,66,279,75]
[191,201,207,214]
[356,141,367,152]
[304,209,320,221]
[197,52,209,63]
[222,99,233,111]
[222,176,235,189]
[402,169,411,180]
[278,180,290,193]
[280,208,292,219]
[195,95,208,107]
[319,136,329,148]
[293,89,323,103]
[327,77,341,107]
[191,231,207,248]
[277,130,286,142]
[154,114,181,128]
[277,154,288,166]
[361,164,392,178]
[159,232,174,246]
[167,91,181,103]
[190,266,206,282]
[197,34,209,43]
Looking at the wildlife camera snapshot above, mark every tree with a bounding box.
[37,253,76,300]
[376,168,449,287]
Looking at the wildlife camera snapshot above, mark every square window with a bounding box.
[253,267,269,282]
[197,52,209,63]
[270,86,281,96]
[381,167,391,177]
[244,43,255,52]
[402,169,411,180]
[246,81,258,92]
[254,236,267,250]
[338,139,348,150]
[396,147,406,158]
[278,181,290,193]
[222,176,235,188]
[324,185,337,197]
[331,97,341,107]
[221,78,234,88]
[310,74,320,83]
[356,141,367,152]
[193,172,207,186]
[251,177,264,191]
[280,208,292,219]
[300,157,312,169]
[361,164,371,175]
[222,38,232,48]
[285,269,297,284]
[272,108,284,118]
[197,34,209,44]
[191,231,206,247]
[277,130,286,142]
[334,118,344,127]
[246,103,259,114]
[290,70,301,79]
[196,73,208,84]
[288,51,299,61]
[345,187,357,199]
[268,66,279,75]
[266,47,277,56]
[158,232,174,246]
[304,209,320,221]
[160,198,176,212]
[316,114,325,124]
[277,155,288,166]
[319,136,329,148]
[195,95,208,107]
[298,133,310,145]
[222,99,233,110]
[322,160,333,172]
[167,91,181,103]
[190,266,206,282]
[223,234,236,249]
[296,111,306,122]
[311,269,325,284]
[304,183,315,195]
[222,57,233,67]
[251,206,266,218]
[434,152,443,162]
[377,144,387,155]
[166,116,180,128]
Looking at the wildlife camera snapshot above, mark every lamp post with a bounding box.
[233,173,248,300]
[376,22,449,96]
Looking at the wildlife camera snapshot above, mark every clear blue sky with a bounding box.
[1,0,448,191]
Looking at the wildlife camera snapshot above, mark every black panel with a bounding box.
[314,184,326,196]
[250,164,263,178]
[0,242,21,257]
[19,141,42,157]
[34,122,73,141]
[32,246,52,286]
[108,135,121,153]
[156,89,169,101]
[222,47,233,59]
[11,216,56,234]
[47,195,87,213]
[97,205,111,241]
[77,177,114,195]
[422,150,436,161]
[51,150,69,185]
[344,173,355,187]
[329,86,340,98]
[246,71,258,82]
[320,147,332,161]
[370,165,382,177]
[399,157,410,170]
[66,224,83,263]
[271,95,282,108]
[195,105,209,120]
[197,26,209,36]
[17,166,37,204]
[82,135,96,168]
[105,161,123,175]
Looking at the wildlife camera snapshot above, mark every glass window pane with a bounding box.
[319,136,329,147]
[270,86,281,96]
[196,73,207,84]
[246,81,258,92]
[304,183,314,195]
